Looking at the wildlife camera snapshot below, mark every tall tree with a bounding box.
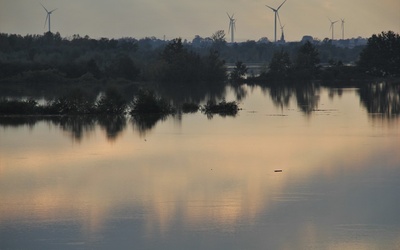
[211,30,227,50]
[230,61,248,81]
[294,41,320,79]
[358,31,400,76]
[268,49,292,79]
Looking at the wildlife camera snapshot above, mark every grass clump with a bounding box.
[202,99,239,116]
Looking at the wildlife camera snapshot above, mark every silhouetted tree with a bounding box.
[268,49,292,79]
[230,61,248,81]
[86,59,101,78]
[294,41,320,79]
[202,49,227,82]
[96,87,127,114]
[107,55,140,80]
[157,38,199,82]
[211,30,227,50]
[358,31,400,76]
[130,89,174,114]
[47,88,94,114]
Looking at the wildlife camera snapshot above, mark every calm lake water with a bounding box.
[1,83,400,250]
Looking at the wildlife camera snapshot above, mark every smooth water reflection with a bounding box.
[1,84,400,249]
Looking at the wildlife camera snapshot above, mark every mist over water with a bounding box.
[1,84,399,250]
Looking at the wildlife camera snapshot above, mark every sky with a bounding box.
[0,0,399,42]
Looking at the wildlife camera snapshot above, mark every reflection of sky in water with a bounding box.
[0,86,399,249]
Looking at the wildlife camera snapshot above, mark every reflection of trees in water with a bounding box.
[267,83,320,114]
[269,85,293,109]
[155,82,227,107]
[358,82,400,117]
[56,116,130,142]
[0,115,128,142]
[97,115,127,141]
[131,114,168,136]
[2,82,398,139]
[0,116,41,129]
[229,84,248,102]
[53,116,97,142]
[328,88,343,100]
[295,84,320,114]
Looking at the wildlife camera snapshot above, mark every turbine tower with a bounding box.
[341,19,345,40]
[41,3,57,33]
[329,18,338,40]
[227,13,236,43]
[266,0,287,43]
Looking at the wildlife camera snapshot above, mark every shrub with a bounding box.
[96,87,127,114]
[202,99,239,116]
[46,88,94,114]
[130,89,175,114]
[0,99,38,115]
[181,102,199,113]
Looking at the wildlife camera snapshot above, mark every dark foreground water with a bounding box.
[1,84,400,249]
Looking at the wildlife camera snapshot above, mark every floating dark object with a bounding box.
[274,169,283,172]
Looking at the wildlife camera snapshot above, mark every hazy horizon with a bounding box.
[1,0,399,42]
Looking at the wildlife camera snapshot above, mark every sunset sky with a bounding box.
[1,0,399,41]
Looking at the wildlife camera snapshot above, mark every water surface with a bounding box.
[1,84,399,249]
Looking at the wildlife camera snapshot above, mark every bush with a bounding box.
[202,99,239,116]
[96,88,127,114]
[130,89,175,114]
[358,31,400,77]
[181,102,199,113]
[0,99,38,115]
[46,88,94,114]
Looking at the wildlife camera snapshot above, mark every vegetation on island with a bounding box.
[202,99,240,118]
[0,87,240,120]
[358,31,400,77]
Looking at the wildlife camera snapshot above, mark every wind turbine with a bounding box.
[227,13,236,43]
[341,19,345,39]
[329,18,338,40]
[266,0,287,43]
[277,12,285,42]
[40,3,57,33]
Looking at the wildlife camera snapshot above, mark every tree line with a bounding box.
[0,30,399,93]
[246,30,400,83]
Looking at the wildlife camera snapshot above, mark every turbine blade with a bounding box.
[277,0,287,11]
[49,8,57,13]
[44,14,48,28]
[227,12,231,19]
[277,12,282,28]
[265,5,276,12]
[40,3,49,13]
